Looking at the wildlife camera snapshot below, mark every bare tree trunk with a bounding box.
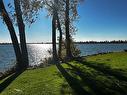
[54,0,62,61]
[0,0,22,70]
[65,0,73,59]
[52,13,58,63]
[14,0,29,68]
[56,14,62,60]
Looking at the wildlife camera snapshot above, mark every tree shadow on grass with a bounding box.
[80,60,127,82]
[52,71,74,95]
[66,62,127,95]
[60,79,74,95]
[56,64,91,95]
[0,71,24,93]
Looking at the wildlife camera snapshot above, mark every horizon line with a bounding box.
[0,40,127,44]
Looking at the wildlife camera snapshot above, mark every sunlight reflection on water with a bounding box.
[27,44,52,66]
[0,43,127,72]
[0,44,52,72]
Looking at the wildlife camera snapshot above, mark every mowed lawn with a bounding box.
[0,66,73,95]
[61,52,127,95]
[86,52,127,70]
[0,52,127,95]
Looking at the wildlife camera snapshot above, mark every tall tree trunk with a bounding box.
[65,0,73,59]
[14,0,29,68]
[56,14,62,60]
[0,0,22,70]
[55,0,62,61]
[52,14,58,63]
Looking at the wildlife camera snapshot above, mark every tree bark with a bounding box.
[14,0,29,68]
[65,0,73,59]
[52,14,58,63]
[56,13,62,60]
[0,0,22,70]
[54,0,62,60]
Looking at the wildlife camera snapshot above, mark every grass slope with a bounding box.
[0,66,73,95]
[1,52,127,95]
[62,52,127,95]
[86,52,127,70]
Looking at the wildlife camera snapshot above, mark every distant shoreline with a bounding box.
[0,41,127,45]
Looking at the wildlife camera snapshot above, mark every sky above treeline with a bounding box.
[0,0,127,43]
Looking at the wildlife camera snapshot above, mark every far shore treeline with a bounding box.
[0,40,127,45]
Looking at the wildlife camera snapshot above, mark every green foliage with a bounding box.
[39,57,53,67]
[60,38,81,60]
[71,43,81,57]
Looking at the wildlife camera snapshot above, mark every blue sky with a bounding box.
[0,0,127,43]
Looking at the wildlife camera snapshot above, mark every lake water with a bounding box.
[0,43,127,72]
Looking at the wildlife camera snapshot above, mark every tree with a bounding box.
[65,0,73,59]
[0,0,42,70]
[64,0,84,60]
[51,0,63,60]
[54,0,63,60]
[56,13,63,60]
[14,0,29,68]
[13,0,42,67]
[0,0,23,71]
[43,0,58,63]
[43,0,83,61]
[52,11,58,63]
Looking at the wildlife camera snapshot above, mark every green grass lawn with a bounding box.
[86,52,127,70]
[0,52,127,95]
[0,66,73,95]
[62,52,127,95]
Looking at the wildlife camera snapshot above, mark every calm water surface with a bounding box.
[0,43,127,72]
